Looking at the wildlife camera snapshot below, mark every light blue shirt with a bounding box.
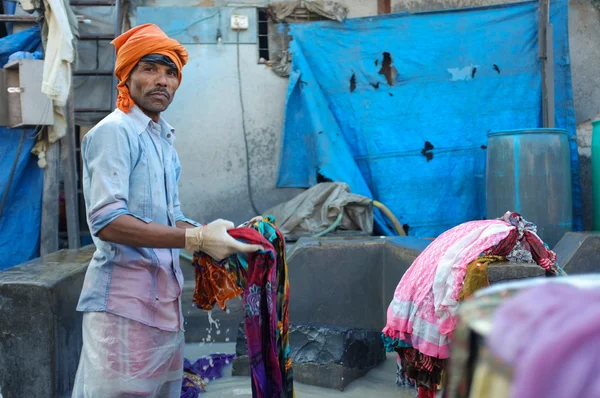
[77,106,200,331]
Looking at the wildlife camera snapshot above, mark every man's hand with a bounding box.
[185,219,264,261]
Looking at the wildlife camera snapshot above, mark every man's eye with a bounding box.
[145,67,154,72]
[168,70,177,76]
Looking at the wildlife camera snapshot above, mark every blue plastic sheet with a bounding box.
[8,50,43,64]
[0,26,44,270]
[277,0,581,237]
[0,129,43,270]
[0,25,42,66]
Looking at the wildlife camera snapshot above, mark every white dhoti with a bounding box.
[72,311,184,398]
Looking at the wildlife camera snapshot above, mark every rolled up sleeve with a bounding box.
[82,124,151,236]
[172,150,200,227]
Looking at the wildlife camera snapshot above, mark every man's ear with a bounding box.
[126,64,138,88]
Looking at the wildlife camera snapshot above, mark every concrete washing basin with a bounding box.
[232,236,430,390]
[0,231,568,396]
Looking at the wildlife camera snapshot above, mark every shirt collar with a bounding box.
[127,105,176,144]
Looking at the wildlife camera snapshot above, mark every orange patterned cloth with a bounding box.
[192,253,243,311]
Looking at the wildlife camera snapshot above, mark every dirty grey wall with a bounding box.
[570,1,600,230]
[392,0,600,230]
[392,0,511,11]
[130,0,377,225]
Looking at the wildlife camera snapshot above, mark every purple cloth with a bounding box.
[487,283,600,398]
[181,380,202,398]
[185,353,235,381]
[181,354,235,397]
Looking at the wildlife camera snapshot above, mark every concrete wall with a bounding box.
[126,0,377,225]
[163,44,297,224]
[0,247,93,398]
[392,0,505,11]
[390,0,600,230]
[570,1,600,230]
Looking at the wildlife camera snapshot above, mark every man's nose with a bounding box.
[155,70,168,86]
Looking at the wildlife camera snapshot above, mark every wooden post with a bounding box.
[378,0,391,15]
[538,0,555,128]
[110,0,122,109]
[40,128,59,256]
[60,91,81,249]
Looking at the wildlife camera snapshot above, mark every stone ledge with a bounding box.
[488,262,546,284]
[232,322,385,390]
[0,246,94,398]
[554,232,600,274]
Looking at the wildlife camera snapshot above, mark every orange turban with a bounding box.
[111,24,188,113]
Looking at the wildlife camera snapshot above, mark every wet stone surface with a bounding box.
[233,322,386,390]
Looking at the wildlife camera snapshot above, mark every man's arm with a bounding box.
[98,216,264,260]
[176,221,197,229]
[98,215,185,248]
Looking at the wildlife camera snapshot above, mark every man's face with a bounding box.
[127,60,180,117]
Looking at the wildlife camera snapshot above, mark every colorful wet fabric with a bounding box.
[181,354,234,397]
[193,254,243,311]
[443,316,474,398]
[446,276,600,398]
[418,386,438,398]
[181,374,206,398]
[488,283,600,398]
[383,219,514,359]
[382,334,412,352]
[192,217,294,398]
[383,211,560,360]
[396,354,416,387]
[496,212,563,275]
[458,256,505,302]
[396,347,445,391]
[467,350,511,398]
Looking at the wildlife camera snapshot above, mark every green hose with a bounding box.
[312,211,344,238]
[311,200,405,238]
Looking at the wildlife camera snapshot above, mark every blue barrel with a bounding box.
[592,120,600,230]
[486,129,572,248]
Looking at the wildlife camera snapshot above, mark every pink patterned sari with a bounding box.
[383,219,515,359]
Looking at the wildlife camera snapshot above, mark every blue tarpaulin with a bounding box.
[277,0,581,237]
[0,26,44,270]
[0,25,42,66]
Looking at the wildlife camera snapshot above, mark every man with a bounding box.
[72,24,262,397]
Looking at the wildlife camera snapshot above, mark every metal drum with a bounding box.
[486,129,572,248]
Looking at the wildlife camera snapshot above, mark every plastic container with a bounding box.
[592,120,600,230]
[486,129,572,248]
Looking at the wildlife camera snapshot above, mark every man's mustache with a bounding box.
[146,89,170,100]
